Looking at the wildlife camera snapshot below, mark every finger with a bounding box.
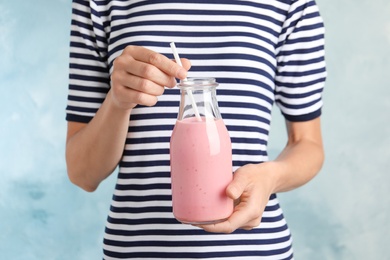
[241,218,261,230]
[126,74,166,97]
[197,203,252,234]
[114,54,177,88]
[120,87,159,107]
[112,82,160,108]
[180,58,191,71]
[199,190,263,233]
[129,59,177,88]
[111,67,167,97]
[195,219,236,234]
[130,89,159,107]
[226,170,251,200]
[124,46,188,79]
[200,211,260,234]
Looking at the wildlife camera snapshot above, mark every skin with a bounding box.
[197,117,324,233]
[66,45,324,234]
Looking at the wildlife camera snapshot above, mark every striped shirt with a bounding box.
[66,0,326,259]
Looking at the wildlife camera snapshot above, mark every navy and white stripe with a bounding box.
[66,0,326,259]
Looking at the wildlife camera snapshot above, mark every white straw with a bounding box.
[170,42,202,121]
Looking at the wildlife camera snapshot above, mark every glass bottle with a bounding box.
[170,78,233,224]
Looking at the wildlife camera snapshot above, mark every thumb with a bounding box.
[226,170,249,200]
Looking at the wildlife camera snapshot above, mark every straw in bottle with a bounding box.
[170,42,202,121]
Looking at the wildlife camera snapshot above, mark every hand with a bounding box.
[110,45,191,110]
[196,162,278,233]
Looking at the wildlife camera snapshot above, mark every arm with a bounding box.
[271,117,324,192]
[66,46,190,192]
[198,116,324,233]
[65,93,132,192]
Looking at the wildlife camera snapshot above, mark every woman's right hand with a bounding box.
[110,45,191,110]
[66,46,190,192]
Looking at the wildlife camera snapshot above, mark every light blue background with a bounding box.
[0,0,389,259]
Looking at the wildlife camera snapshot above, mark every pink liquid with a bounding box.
[170,117,233,224]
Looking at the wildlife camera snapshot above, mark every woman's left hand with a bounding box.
[196,162,278,233]
[196,118,324,233]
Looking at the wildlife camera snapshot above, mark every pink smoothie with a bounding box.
[170,117,233,224]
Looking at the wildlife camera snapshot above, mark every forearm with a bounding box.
[270,137,325,193]
[66,91,131,192]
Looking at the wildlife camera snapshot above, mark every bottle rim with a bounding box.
[178,77,218,89]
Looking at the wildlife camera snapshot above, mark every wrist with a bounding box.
[261,161,288,194]
[105,90,133,117]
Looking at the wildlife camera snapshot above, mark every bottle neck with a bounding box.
[177,78,221,121]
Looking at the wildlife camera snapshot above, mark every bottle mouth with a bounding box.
[178,77,218,89]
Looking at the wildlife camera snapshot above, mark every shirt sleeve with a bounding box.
[274,0,327,122]
[66,0,109,123]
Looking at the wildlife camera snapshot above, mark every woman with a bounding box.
[65,0,326,258]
